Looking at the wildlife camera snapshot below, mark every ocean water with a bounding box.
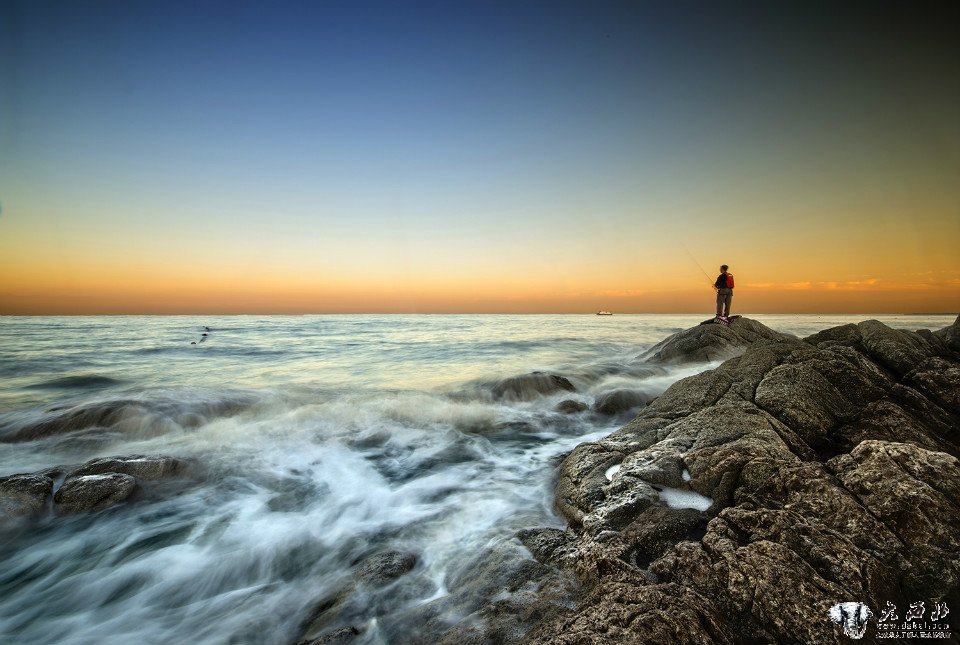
[0,313,953,644]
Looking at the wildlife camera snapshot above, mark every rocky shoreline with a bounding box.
[2,316,958,644]
[290,315,960,644]
[515,315,960,644]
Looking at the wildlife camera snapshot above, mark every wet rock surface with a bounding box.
[66,455,189,480]
[593,389,651,416]
[555,399,589,414]
[518,316,960,643]
[353,551,417,588]
[299,627,360,645]
[422,541,579,645]
[295,542,579,645]
[491,372,576,401]
[636,315,793,365]
[0,454,195,522]
[0,474,54,519]
[0,399,150,442]
[0,396,254,442]
[54,472,137,513]
[297,551,419,644]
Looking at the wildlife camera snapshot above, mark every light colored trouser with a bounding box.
[716,288,732,316]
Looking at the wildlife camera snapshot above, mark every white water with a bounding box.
[0,314,953,644]
[657,486,713,511]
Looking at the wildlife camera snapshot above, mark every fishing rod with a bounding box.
[680,244,716,288]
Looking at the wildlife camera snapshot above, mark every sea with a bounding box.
[0,314,954,644]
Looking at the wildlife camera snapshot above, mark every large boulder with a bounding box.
[54,473,136,513]
[3,454,195,519]
[593,389,651,416]
[555,399,589,414]
[492,372,576,401]
[933,314,960,353]
[636,316,794,365]
[805,319,956,379]
[650,506,896,644]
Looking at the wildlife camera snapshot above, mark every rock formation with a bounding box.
[636,316,794,365]
[0,455,194,521]
[297,551,419,644]
[0,474,54,519]
[54,472,138,514]
[0,396,254,442]
[556,399,589,414]
[491,372,577,401]
[520,315,960,644]
[594,389,652,416]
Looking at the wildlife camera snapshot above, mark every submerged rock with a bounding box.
[297,551,419,644]
[66,455,189,480]
[394,540,578,645]
[2,454,195,519]
[54,473,136,513]
[298,627,359,645]
[1,400,148,442]
[0,396,254,442]
[353,551,417,588]
[555,399,589,414]
[491,372,576,401]
[0,474,54,520]
[593,389,651,416]
[516,527,580,570]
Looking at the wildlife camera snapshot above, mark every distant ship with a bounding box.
[596,310,613,316]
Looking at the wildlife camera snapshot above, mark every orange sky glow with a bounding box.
[2,2,958,315]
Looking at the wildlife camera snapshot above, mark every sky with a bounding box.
[1,0,958,314]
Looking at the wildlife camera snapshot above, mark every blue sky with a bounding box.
[1,1,958,313]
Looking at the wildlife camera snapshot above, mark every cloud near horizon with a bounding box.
[744,274,958,292]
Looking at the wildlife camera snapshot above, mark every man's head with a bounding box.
[720,265,729,273]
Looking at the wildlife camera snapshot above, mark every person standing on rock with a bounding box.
[714,264,734,319]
